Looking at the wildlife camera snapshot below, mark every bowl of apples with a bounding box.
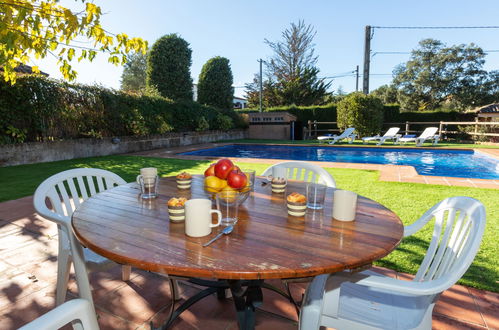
[204,158,252,205]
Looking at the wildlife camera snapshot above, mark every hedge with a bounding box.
[0,76,245,144]
[337,93,384,136]
[236,104,338,124]
[238,104,475,125]
[384,105,475,122]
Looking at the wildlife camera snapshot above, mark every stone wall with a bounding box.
[0,129,248,167]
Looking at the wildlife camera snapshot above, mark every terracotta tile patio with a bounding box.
[0,196,497,329]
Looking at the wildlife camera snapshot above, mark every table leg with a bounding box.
[156,286,219,330]
[228,280,263,330]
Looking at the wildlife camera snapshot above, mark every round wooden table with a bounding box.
[72,175,404,329]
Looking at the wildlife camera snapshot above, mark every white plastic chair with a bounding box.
[317,127,356,145]
[19,298,99,330]
[398,127,440,147]
[33,168,131,309]
[262,161,336,187]
[362,127,401,145]
[299,196,486,330]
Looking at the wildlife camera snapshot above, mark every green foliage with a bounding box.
[0,76,244,143]
[215,114,234,131]
[146,34,193,101]
[197,57,234,110]
[237,103,337,125]
[120,51,147,93]
[0,0,147,83]
[385,109,474,123]
[195,116,210,132]
[370,84,398,104]
[245,20,331,107]
[337,93,384,136]
[393,39,497,111]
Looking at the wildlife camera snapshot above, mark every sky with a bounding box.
[33,0,499,98]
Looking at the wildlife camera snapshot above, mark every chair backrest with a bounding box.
[404,197,485,288]
[338,127,355,138]
[34,168,126,232]
[19,298,99,330]
[419,127,438,139]
[262,161,336,187]
[383,127,400,137]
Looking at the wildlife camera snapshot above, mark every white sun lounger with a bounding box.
[362,127,401,145]
[398,127,440,147]
[317,127,356,145]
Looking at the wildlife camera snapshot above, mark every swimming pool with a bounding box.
[181,145,499,180]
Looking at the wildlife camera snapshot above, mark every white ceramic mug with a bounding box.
[332,190,358,221]
[185,199,222,237]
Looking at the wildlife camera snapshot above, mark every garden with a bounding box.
[1,1,498,329]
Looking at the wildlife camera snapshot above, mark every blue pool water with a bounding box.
[181,145,499,180]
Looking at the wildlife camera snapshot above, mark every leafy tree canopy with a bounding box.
[120,51,147,94]
[197,56,234,110]
[146,34,193,101]
[0,0,148,83]
[393,39,498,111]
[370,84,398,104]
[245,20,330,107]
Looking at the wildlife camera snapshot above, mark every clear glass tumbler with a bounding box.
[306,182,327,210]
[138,175,159,199]
[216,190,240,226]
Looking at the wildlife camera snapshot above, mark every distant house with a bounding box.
[233,96,248,109]
[470,103,499,122]
[0,64,49,77]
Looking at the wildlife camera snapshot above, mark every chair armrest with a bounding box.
[329,270,447,296]
[37,209,70,227]
[19,299,99,330]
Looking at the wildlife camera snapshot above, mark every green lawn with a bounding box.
[227,139,499,149]
[0,155,497,292]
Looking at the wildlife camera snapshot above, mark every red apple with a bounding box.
[214,159,234,179]
[204,164,216,177]
[227,170,248,189]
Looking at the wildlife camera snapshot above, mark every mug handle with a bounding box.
[136,175,142,184]
[210,210,222,228]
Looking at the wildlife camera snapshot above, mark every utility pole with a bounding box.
[363,25,372,94]
[259,59,263,112]
[355,65,359,92]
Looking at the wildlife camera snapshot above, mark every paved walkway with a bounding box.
[130,143,499,189]
[0,196,497,329]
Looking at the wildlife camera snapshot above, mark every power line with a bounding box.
[371,25,499,30]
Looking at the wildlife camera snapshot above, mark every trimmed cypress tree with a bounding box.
[197,56,234,109]
[146,34,193,101]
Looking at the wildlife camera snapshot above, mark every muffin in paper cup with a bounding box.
[287,192,307,217]
[176,172,192,190]
[167,197,187,222]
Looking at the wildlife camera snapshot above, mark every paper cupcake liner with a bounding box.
[168,206,185,221]
[287,202,306,216]
[176,179,192,190]
[271,183,286,193]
